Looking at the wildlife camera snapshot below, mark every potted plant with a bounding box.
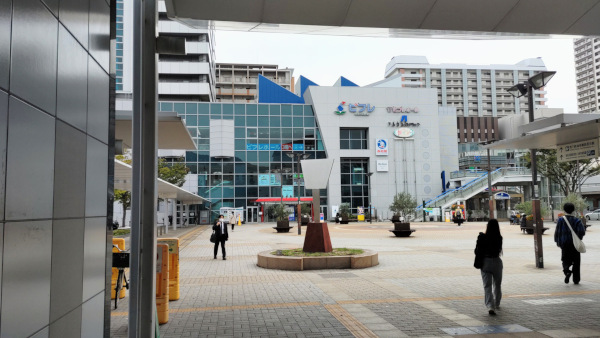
[300,203,311,225]
[339,203,351,224]
[389,192,417,229]
[467,209,474,222]
[389,192,417,237]
[271,203,292,233]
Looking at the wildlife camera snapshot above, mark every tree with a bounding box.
[270,203,289,221]
[389,192,418,220]
[158,158,189,187]
[116,153,189,187]
[514,201,549,218]
[114,189,131,228]
[523,149,600,196]
[338,203,351,218]
[562,193,588,219]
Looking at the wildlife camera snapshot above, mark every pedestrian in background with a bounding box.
[229,212,236,231]
[475,219,503,315]
[554,203,586,284]
[213,214,229,260]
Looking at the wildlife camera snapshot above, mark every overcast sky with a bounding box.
[215,31,578,113]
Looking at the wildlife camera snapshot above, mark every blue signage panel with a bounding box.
[258,174,270,186]
[270,144,281,150]
[270,174,281,186]
[292,144,305,151]
[282,185,294,198]
[258,144,270,151]
[246,143,258,150]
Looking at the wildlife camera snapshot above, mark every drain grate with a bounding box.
[319,272,358,279]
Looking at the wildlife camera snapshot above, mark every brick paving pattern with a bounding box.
[111,220,600,337]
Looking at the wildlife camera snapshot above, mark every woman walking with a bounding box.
[475,219,503,315]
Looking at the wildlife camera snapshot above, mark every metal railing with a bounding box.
[419,167,533,210]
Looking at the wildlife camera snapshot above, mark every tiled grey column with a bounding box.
[0,0,111,335]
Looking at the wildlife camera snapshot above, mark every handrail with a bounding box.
[418,167,505,210]
[419,166,539,210]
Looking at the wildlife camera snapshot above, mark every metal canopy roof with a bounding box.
[114,160,207,204]
[165,0,600,38]
[484,115,600,150]
[115,111,196,150]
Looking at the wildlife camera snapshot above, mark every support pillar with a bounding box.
[129,0,158,336]
[312,189,320,222]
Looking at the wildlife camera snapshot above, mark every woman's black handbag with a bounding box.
[210,231,217,243]
[474,253,483,269]
[474,236,483,269]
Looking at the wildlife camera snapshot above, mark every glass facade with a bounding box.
[159,102,328,220]
[340,158,370,212]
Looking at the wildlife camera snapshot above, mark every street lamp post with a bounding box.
[287,152,310,235]
[366,172,373,224]
[507,71,556,269]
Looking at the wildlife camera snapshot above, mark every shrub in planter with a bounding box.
[389,192,417,225]
[300,203,311,225]
[339,203,351,224]
[271,203,290,229]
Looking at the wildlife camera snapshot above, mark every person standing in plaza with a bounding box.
[213,214,229,260]
[554,203,586,284]
[475,219,503,315]
[229,212,236,231]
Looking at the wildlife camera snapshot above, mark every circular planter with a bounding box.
[257,249,378,271]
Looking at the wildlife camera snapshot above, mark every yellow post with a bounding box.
[238,214,242,226]
[111,238,126,299]
[157,238,180,300]
[156,243,169,324]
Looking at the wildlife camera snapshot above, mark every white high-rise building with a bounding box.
[372,55,549,117]
[574,38,600,114]
[115,0,215,107]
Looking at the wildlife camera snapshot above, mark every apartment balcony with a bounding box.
[401,73,423,78]
[184,41,210,54]
[158,21,210,35]
[159,82,212,95]
[159,61,211,75]
[217,88,257,96]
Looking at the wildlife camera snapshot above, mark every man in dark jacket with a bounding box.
[213,214,229,260]
[554,203,586,284]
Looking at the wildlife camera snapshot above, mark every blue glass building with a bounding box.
[158,102,328,221]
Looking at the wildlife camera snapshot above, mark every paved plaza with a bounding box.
[111,220,600,337]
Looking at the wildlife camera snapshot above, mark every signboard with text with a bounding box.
[376,160,389,172]
[282,186,294,198]
[376,139,388,155]
[557,139,599,162]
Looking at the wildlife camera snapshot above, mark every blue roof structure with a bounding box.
[340,76,359,87]
[297,75,319,98]
[257,75,304,104]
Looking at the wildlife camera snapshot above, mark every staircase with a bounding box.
[417,167,532,211]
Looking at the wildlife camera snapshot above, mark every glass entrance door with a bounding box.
[247,206,259,223]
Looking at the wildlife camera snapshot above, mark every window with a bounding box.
[340,158,369,213]
[247,128,257,138]
[339,128,368,149]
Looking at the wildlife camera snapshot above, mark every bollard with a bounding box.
[111,238,126,299]
[156,243,169,324]
[157,238,180,300]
